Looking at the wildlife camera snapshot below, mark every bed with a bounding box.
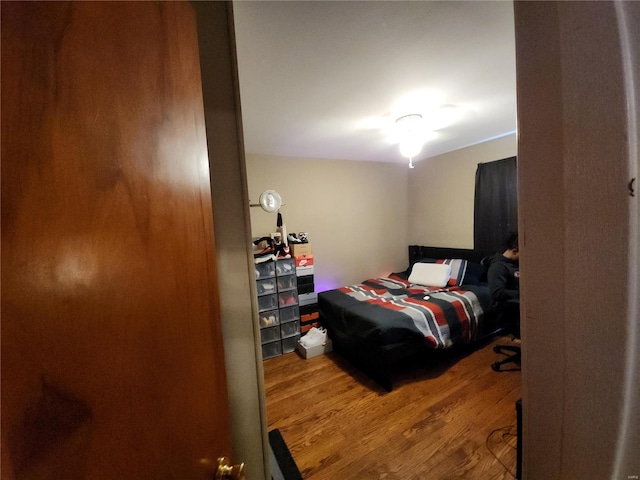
[318,245,499,391]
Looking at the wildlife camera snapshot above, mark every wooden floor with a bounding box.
[263,335,521,480]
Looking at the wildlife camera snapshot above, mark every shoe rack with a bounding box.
[256,257,300,359]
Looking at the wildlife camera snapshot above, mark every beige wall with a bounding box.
[246,155,409,289]
[407,133,517,248]
[246,135,516,290]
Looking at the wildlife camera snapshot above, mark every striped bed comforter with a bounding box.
[318,274,492,349]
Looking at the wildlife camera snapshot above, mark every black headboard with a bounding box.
[408,245,490,266]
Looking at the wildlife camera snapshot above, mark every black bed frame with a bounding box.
[407,245,491,267]
[320,245,498,392]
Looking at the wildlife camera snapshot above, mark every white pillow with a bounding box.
[408,263,452,287]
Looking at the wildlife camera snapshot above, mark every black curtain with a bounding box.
[473,156,518,253]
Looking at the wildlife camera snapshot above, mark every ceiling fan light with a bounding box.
[393,112,440,162]
[395,113,423,132]
[399,137,423,158]
[396,114,425,158]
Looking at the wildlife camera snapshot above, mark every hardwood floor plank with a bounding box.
[264,335,521,479]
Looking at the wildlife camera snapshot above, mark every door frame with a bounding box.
[192,3,270,479]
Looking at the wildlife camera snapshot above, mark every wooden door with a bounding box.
[1,2,233,478]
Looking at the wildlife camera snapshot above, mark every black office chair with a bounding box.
[491,299,521,371]
[480,255,521,371]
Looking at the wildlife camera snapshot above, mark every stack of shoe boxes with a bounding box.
[291,243,319,333]
[256,258,300,359]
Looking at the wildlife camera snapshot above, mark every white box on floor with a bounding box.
[297,339,332,359]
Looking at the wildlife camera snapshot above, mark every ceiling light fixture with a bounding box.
[396,114,424,168]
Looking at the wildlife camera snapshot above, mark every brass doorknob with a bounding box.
[215,457,245,480]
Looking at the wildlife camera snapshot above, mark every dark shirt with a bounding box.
[487,254,520,303]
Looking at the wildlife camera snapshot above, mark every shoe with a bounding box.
[299,328,317,348]
[288,233,302,244]
[275,244,291,259]
[253,236,274,247]
[259,282,275,294]
[302,328,326,348]
[278,277,295,290]
[299,327,327,348]
[279,292,297,307]
[254,237,276,263]
[254,252,276,264]
[259,314,277,327]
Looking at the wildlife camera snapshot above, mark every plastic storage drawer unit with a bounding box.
[256,278,277,295]
[262,340,282,360]
[281,335,300,354]
[261,326,280,344]
[280,321,300,338]
[278,290,298,308]
[259,309,279,327]
[279,305,299,323]
[255,261,275,280]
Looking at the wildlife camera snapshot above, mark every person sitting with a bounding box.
[487,232,520,338]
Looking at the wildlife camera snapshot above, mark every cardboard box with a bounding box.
[294,254,314,267]
[299,304,318,316]
[297,283,315,295]
[298,292,318,306]
[297,339,332,359]
[297,274,314,285]
[291,242,312,256]
[301,311,319,323]
[300,321,319,333]
[296,265,314,276]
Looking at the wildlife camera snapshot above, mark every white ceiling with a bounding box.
[232,1,517,165]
